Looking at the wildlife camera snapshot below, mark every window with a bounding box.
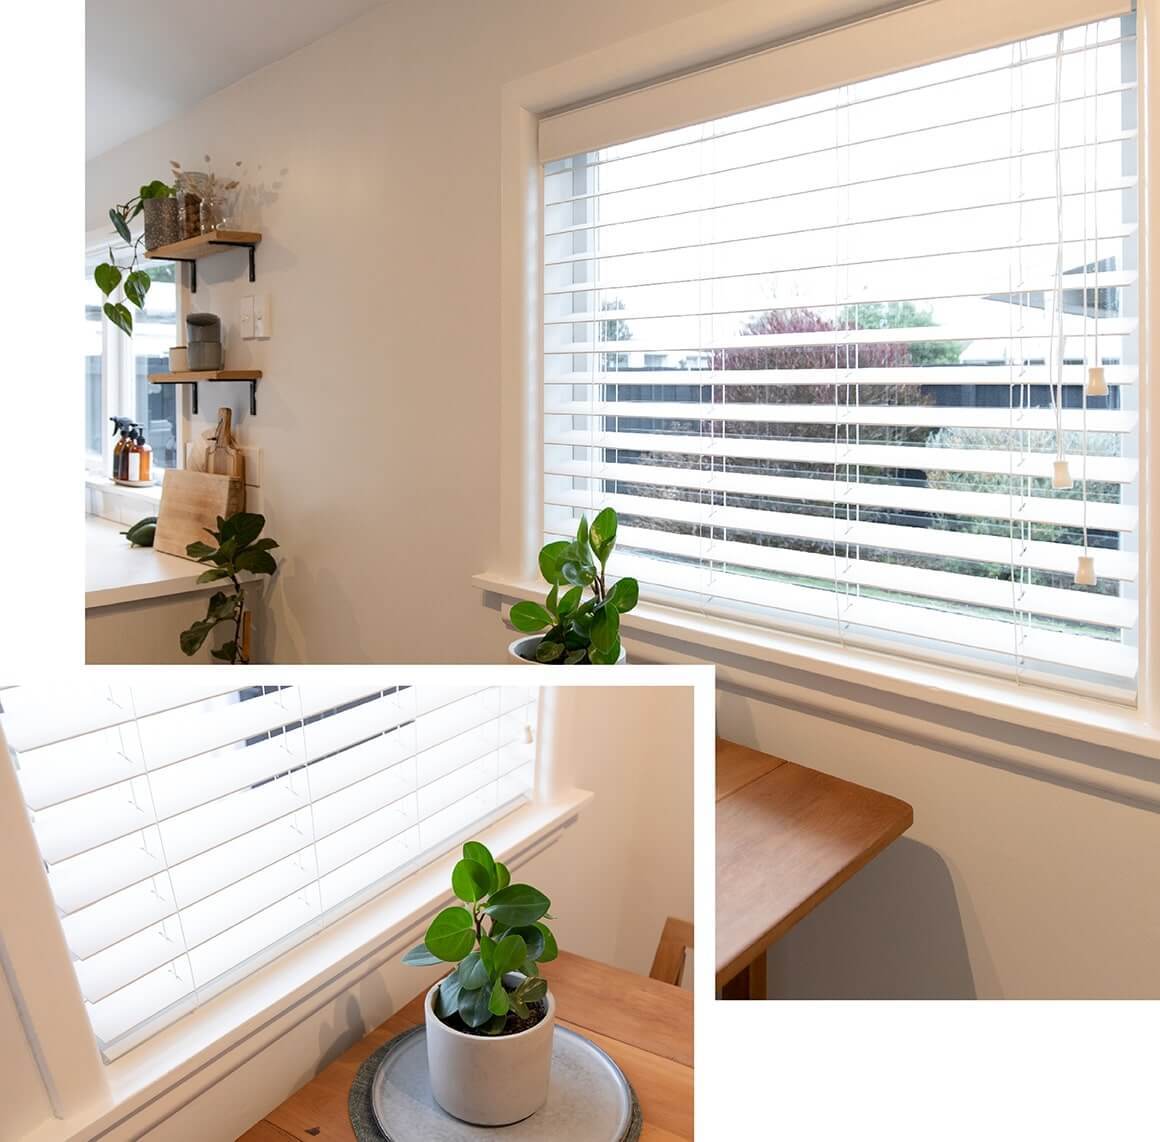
[0,681,538,1057]
[542,14,1140,701]
[84,249,181,476]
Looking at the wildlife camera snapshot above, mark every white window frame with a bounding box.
[84,228,185,481]
[479,0,1160,769]
[0,670,599,1142]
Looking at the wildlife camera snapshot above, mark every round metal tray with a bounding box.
[348,1024,641,1141]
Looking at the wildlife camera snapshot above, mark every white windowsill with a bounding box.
[473,570,1160,771]
[26,788,592,1142]
[85,472,163,505]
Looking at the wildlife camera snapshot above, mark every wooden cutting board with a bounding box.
[154,469,245,561]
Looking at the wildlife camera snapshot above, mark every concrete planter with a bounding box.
[507,634,627,665]
[142,197,179,250]
[424,978,556,1125]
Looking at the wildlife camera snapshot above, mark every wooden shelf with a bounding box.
[144,231,261,261]
[148,370,263,415]
[148,370,262,382]
[145,230,262,292]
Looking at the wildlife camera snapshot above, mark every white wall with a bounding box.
[0,683,692,1141]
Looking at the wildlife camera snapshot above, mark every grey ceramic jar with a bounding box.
[143,197,179,250]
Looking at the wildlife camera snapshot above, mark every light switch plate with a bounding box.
[240,295,255,340]
[253,293,271,339]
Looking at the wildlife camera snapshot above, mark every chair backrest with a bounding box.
[649,916,694,987]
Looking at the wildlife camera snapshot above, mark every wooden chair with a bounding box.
[650,917,694,987]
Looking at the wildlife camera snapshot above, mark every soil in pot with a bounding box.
[440,999,548,1037]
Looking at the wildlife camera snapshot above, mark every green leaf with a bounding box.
[210,641,238,662]
[179,619,216,656]
[140,179,173,199]
[229,512,266,548]
[564,649,587,665]
[458,985,492,1028]
[457,952,489,990]
[520,957,540,978]
[534,922,558,962]
[561,560,593,587]
[109,207,131,244]
[94,262,122,297]
[510,601,552,633]
[488,977,510,1018]
[479,933,497,978]
[516,976,547,1005]
[484,1013,508,1035]
[510,991,530,1020]
[545,583,559,619]
[557,585,583,616]
[423,906,476,962]
[509,925,544,961]
[494,862,511,892]
[462,842,497,894]
[123,269,151,309]
[435,972,463,1019]
[249,537,280,552]
[207,591,238,621]
[451,858,490,903]
[493,933,528,977]
[534,640,564,663]
[484,885,551,928]
[196,567,232,584]
[575,515,590,559]
[589,640,621,665]
[235,548,277,575]
[606,577,639,614]
[186,540,217,560]
[103,301,132,336]
[402,943,442,966]
[590,507,618,564]
[538,540,571,586]
[590,603,620,653]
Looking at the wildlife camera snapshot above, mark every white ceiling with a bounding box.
[86,0,389,158]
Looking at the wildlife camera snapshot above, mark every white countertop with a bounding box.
[86,516,247,609]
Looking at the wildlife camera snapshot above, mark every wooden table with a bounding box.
[716,738,913,999]
[238,951,692,1140]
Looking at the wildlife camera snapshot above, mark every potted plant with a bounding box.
[403,841,557,1125]
[179,512,279,663]
[94,179,175,336]
[507,508,638,663]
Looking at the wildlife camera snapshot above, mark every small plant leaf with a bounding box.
[606,577,639,614]
[123,269,151,309]
[109,207,131,243]
[103,301,133,336]
[557,585,583,616]
[575,515,590,559]
[534,640,564,663]
[436,972,463,1019]
[179,619,216,656]
[589,639,621,665]
[589,506,618,564]
[485,885,550,927]
[488,977,510,1018]
[534,922,559,963]
[94,262,122,297]
[493,933,528,978]
[538,540,571,586]
[210,641,238,662]
[484,1013,508,1035]
[458,985,492,1028]
[509,925,544,961]
[186,540,217,560]
[516,976,548,1005]
[451,858,490,903]
[457,952,489,990]
[564,649,587,665]
[510,992,530,1020]
[561,560,593,587]
[229,512,266,548]
[402,943,441,966]
[510,601,552,633]
[479,934,496,977]
[495,862,511,892]
[590,603,620,653]
[423,906,476,962]
[235,548,277,575]
[462,842,498,894]
[196,568,232,584]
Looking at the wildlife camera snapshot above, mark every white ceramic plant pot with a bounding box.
[507,634,627,665]
[424,978,556,1125]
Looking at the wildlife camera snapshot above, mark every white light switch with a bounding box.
[240,295,255,339]
[253,293,271,339]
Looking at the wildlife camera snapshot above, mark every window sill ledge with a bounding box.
[474,571,1160,799]
[27,788,592,1142]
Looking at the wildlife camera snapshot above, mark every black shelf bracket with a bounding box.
[208,239,258,282]
[178,380,258,416]
[170,257,198,293]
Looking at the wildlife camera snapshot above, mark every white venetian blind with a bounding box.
[542,12,1140,699]
[0,680,538,1057]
